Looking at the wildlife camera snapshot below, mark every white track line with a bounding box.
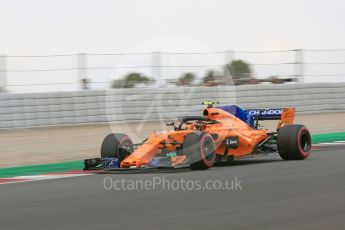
[0,173,93,185]
[317,142,345,145]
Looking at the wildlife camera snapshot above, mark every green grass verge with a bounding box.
[312,132,345,144]
[0,132,344,178]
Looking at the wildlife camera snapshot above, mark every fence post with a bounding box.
[77,53,88,90]
[224,50,234,79]
[294,49,304,83]
[152,51,161,83]
[225,50,235,64]
[0,55,7,92]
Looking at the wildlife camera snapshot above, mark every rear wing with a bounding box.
[245,108,295,128]
[217,105,295,129]
[245,108,283,120]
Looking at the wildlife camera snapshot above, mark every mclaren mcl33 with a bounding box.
[84,101,312,171]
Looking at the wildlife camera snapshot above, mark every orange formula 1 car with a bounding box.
[84,101,312,171]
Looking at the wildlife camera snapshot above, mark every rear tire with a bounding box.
[183,131,216,170]
[101,133,133,162]
[277,125,311,160]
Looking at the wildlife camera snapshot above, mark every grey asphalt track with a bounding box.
[1,147,345,230]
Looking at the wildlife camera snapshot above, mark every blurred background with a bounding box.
[1,0,345,93]
[1,49,345,93]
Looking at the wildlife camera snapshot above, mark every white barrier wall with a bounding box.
[1,83,345,129]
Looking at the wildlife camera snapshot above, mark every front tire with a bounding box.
[101,133,133,161]
[183,132,216,170]
[277,125,312,160]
